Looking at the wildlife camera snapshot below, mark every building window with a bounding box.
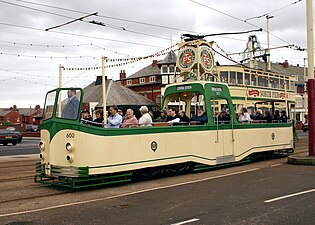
[162,66,168,73]
[6,118,10,122]
[169,66,175,73]
[127,80,132,85]
[139,78,145,84]
[149,76,155,82]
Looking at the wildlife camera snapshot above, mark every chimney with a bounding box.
[283,60,289,68]
[95,75,107,85]
[119,70,126,80]
[35,105,40,110]
[152,60,158,68]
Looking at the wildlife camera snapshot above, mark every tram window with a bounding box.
[280,79,285,89]
[258,76,268,87]
[245,73,250,85]
[237,72,243,85]
[270,77,279,89]
[230,71,236,84]
[210,99,231,124]
[43,91,56,120]
[285,80,289,90]
[56,89,81,120]
[220,71,228,83]
[290,80,295,91]
[251,73,257,86]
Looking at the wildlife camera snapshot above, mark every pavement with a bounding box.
[288,131,315,166]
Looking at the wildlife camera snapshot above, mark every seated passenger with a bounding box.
[191,108,208,125]
[280,110,288,123]
[93,109,104,127]
[273,110,281,122]
[238,108,252,123]
[139,106,152,127]
[264,111,273,123]
[252,109,264,121]
[81,109,93,124]
[155,109,167,122]
[166,108,179,122]
[178,110,190,125]
[121,109,138,128]
[107,105,123,128]
[218,110,231,123]
[118,108,124,122]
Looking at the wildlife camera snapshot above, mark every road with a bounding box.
[0,138,39,156]
[0,157,314,225]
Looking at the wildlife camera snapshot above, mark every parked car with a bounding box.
[6,127,22,143]
[0,129,19,146]
[26,125,39,132]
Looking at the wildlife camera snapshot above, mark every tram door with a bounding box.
[210,98,235,159]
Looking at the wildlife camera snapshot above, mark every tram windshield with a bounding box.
[43,89,82,120]
[43,91,56,120]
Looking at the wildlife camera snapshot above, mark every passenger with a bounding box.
[118,108,124,122]
[238,108,252,123]
[280,110,288,123]
[107,105,123,128]
[273,110,281,122]
[253,109,264,121]
[191,108,208,125]
[93,109,104,127]
[62,90,80,119]
[166,108,178,122]
[178,110,190,125]
[264,110,273,123]
[155,109,167,122]
[148,111,155,120]
[139,106,152,127]
[81,109,93,124]
[121,108,138,128]
[218,110,231,123]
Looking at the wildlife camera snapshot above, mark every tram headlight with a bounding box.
[66,154,73,163]
[65,142,73,152]
[39,141,45,151]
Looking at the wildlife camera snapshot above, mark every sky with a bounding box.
[0,0,309,108]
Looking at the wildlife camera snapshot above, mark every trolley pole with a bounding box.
[306,0,315,156]
[58,64,63,117]
[266,15,274,71]
[101,56,107,127]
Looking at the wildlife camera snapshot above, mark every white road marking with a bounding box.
[270,163,281,167]
[171,218,200,225]
[0,167,260,218]
[264,188,315,203]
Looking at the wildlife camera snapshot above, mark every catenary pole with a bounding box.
[306,0,315,156]
[58,64,63,117]
[102,56,107,127]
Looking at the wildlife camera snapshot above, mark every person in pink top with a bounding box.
[121,108,139,128]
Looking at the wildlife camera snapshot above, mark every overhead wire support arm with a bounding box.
[45,12,98,31]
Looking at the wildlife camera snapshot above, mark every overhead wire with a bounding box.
[187,0,296,45]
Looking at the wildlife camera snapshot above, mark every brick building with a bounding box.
[119,51,178,106]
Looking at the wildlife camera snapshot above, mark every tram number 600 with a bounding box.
[66,133,75,138]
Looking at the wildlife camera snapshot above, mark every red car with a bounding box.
[0,129,19,146]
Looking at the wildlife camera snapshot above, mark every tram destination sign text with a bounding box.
[177,85,193,91]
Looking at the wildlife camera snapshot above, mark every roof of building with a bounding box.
[83,78,156,107]
[18,108,37,116]
[124,51,177,80]
[157,50,177,65]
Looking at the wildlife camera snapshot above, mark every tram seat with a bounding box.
[152,122,169,127]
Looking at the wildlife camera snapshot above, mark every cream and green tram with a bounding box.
[35,81,294,188]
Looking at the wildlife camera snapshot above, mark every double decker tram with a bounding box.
[35,37,294,188]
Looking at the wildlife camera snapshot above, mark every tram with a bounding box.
[35,36,294,188]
